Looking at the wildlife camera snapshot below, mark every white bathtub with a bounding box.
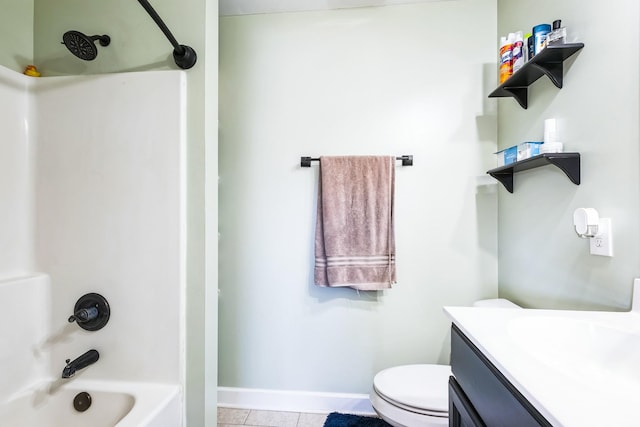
[0,379,180,427]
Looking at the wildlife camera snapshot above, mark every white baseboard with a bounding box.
[217,387,376,415]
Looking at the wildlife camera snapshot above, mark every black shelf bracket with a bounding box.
[502,86,528,109]
[532,61,564,88]
[487,153,580,193]
[489,43,584,109]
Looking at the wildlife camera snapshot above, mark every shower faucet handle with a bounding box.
[68,306,99,324]
[68,293,110,331]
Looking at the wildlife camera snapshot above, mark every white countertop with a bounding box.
[444,306,640,427]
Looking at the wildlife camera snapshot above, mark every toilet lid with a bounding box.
[373,364,450,415]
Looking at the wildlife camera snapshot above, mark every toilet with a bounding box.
[370,298,520,427]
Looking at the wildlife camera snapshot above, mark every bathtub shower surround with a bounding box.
[34,67,186,385]
[0,64,186,426]
[0,66,33,278]
[0,275,50,400]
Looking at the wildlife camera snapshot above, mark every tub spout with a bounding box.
[62,349,100,378]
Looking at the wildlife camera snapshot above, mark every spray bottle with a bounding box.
[512,31,525,73]
[499,33,514,84]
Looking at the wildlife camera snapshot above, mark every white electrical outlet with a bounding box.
[590,218,613,257]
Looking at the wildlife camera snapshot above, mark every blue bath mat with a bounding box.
[323,412,392,427]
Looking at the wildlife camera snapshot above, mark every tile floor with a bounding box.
[218,407,329,427]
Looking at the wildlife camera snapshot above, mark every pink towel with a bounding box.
[314,156,396,290]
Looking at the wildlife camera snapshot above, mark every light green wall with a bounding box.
[204,3,219,424]
[32,0,218,425]
[219,0,498,394]
[496,0,640,310]
[0,0,34,72]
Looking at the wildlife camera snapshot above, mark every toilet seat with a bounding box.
[372,364,450,417]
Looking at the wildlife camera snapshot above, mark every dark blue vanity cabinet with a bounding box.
[448,325,552,427]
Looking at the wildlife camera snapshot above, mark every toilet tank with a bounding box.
[472,298,520,308]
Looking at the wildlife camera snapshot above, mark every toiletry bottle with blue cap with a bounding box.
[532,23,551,56]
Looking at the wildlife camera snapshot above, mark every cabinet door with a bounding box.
[450,325,551,427]
[449,376,486,427]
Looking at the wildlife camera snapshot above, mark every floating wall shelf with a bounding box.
[487,153,580,193]
[489,43,584,109]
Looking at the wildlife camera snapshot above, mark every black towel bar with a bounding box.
[300,155,413,167]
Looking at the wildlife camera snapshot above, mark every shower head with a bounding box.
[62,30,111,61]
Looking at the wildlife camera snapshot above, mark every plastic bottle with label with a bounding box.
[532,23,551,56]
[512,31,525,73]
[499,33,515,84]
[547,19,567,45]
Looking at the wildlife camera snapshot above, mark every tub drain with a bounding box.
[73,391,92,412]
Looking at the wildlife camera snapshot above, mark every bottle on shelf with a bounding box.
[524,32,533,62]
[532,23,551,56]
[499,33,515,83]
[512,31,525,73]
[547,19,567,45]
